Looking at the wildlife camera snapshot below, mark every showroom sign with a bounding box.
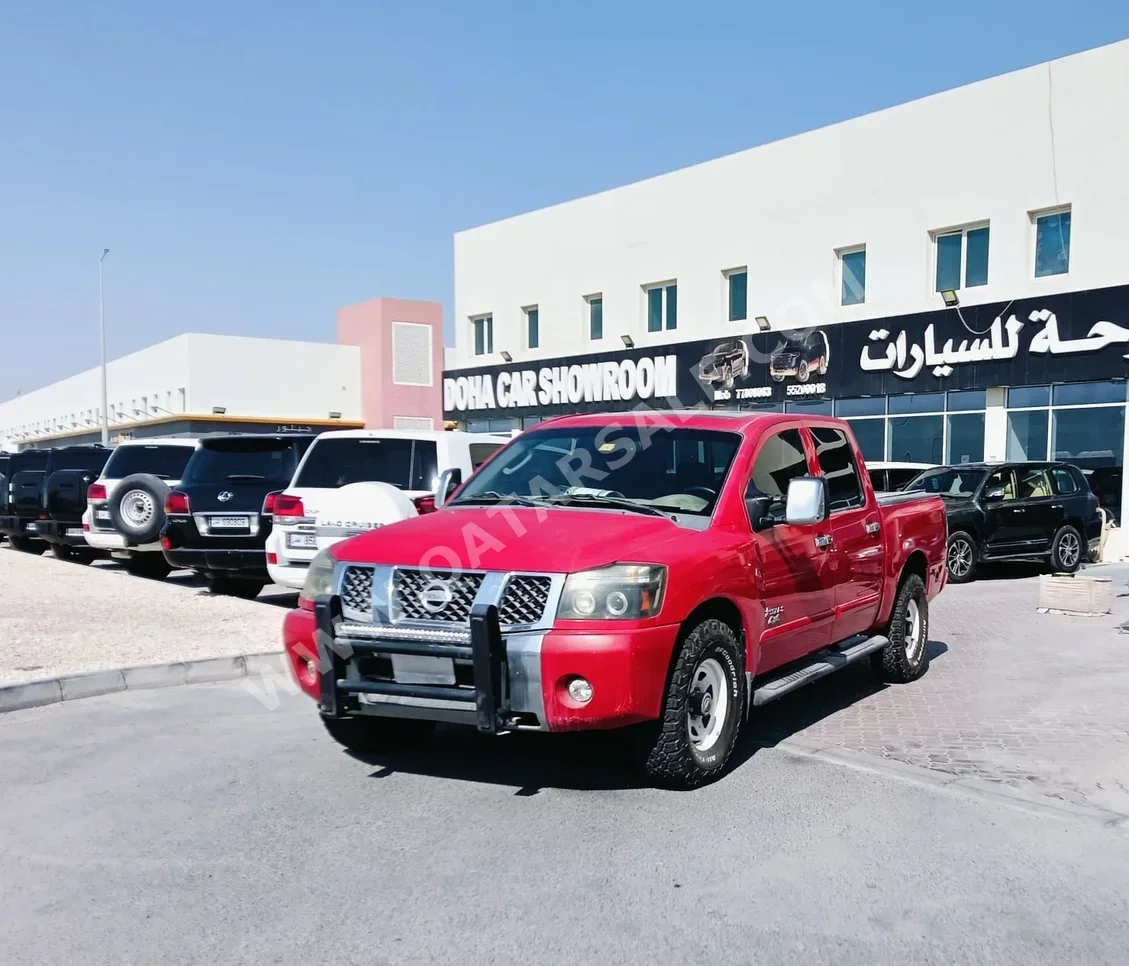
[442,284,1129,419]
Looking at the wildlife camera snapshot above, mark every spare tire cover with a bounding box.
[109,474,171,544]
[313,482,418,536]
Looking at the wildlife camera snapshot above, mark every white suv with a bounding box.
[265,429,507,590]
[83,437,199,578]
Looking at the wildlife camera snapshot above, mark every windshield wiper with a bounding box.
[450,490,549,509]
[544,493,667,517]
[226,474,267,481]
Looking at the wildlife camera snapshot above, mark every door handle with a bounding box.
[865,521,880,535]
[814,534,833,550]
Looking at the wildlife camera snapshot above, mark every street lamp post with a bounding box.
[99,248,110,445]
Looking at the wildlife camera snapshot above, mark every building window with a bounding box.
[1006,380,1124,522]
[725,269,747,322]
[832,392,986,466]
[646,282,678,332]
[934,224,989,291]
[839,248,866,306]
[524,306,539,349]
[587,295,603,340]
[472,315,493,356]
[1033,207,1071,277]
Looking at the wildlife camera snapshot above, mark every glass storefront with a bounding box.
[840,390,985,465]
[1006,380,1125,522]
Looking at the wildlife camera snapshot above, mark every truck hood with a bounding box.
[332,505,702,574]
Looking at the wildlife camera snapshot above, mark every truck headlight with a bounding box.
[557,564,666,620]
[300,548,338,604]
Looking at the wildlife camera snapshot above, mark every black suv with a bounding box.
[161,433,316,598]
[33,445,113,561]
[0,449,51,550]
[905,462,1102,583]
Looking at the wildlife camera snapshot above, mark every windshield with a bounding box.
[293,437,438,490]
[181,438,304,486]
[451,425,741,517]
[906,466,988,498]
[104,444,195,480]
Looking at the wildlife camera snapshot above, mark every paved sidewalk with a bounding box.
[757,564,1129,814]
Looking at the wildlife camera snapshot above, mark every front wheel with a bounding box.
[636,619,745,789]
[796,361,810,383]
[946,531,978,583]
[321,716,436,755]
[872,574,930,684]
[1050,524,1083,573]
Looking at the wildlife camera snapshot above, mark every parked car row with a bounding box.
[1,429,508,598]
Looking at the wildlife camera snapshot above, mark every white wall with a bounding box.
[0,333,361,449]
[451,39,1129,369]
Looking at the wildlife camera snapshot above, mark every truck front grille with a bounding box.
[340,566,374,618]
[498,575,552,626]
[393,569,484,623]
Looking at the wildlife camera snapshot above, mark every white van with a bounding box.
[265,429,508,590]
[83,437,200,578]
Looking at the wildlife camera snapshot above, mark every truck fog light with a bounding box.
[605,591,629,616]
[567,677,594,704]
[572,590,597,616]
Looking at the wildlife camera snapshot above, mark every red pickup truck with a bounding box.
[283,410,947,788]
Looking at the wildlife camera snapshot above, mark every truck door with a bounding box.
[744,428,835,671]
[810,426,885,641]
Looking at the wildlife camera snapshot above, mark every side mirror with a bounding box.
[982,486,1006,502]
[746,495,776,532]
[785,476,828,526]
[433,467,463,509]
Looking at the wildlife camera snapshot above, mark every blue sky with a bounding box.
[2,0,1127,397]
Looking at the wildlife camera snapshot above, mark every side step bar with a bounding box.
[752,634,889,707]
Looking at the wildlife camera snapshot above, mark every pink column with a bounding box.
[337,298,444,429]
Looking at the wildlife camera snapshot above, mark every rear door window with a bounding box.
[182,438,303,486]
[410,441,438,490]
[49,448,110,473]
[104,445,195,480]
[295,438,415,489]
[1015,467,1053,500]
[810,427,865,511]
[469,442,504,470]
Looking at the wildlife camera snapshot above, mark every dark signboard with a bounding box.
[442,284,1129,420]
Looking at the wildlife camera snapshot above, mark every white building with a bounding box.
[0,333,363,450]
[446,38,1129,522]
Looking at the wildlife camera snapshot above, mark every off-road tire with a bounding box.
[1049,524,1084,573]
[125,554,172,581]
[637,619,745,790]
[871,574,930,684]
[206,574,265,600]
[946,530,978,584]
[321,716,436,755]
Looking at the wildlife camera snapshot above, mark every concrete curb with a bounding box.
[775,735,1129,835]
[0,651,289,714]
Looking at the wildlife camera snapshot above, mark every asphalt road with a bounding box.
[3,683,1128,966]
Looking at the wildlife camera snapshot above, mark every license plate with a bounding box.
[66,528,85,537]
[286,532,318,549]
[210,516,249,529]
[390,654,456,686]
[95,509,111,521]
[26,522,37,532]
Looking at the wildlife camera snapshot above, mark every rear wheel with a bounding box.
[9,536,45,554]
[872,574,930,683]
[636,618,745,789]
[206,574,265,600]
[125,554,172,580]
[1050,524,1083,573]
[946,531,978,583]
[321,716,435,754]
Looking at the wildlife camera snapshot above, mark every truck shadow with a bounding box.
[343,640,949,794]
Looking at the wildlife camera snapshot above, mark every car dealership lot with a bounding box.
[0,547,293,686]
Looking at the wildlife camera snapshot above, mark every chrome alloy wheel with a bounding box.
[1057,530,1081,570]
[687,657,729,753]
[947,536,974,580]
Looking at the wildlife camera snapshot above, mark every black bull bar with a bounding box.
[314,594,511,734]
